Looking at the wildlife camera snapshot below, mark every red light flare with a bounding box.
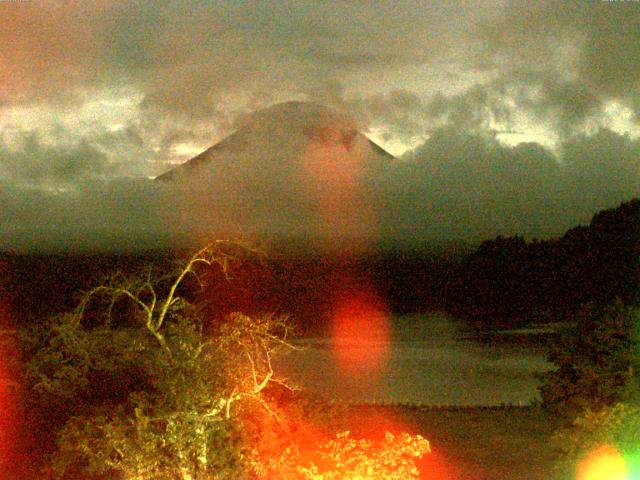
[329,285,391,381]
[301,125,376,249]
[0,298,24,476]
[324,280,458,479]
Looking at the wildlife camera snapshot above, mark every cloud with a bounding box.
[346,90,428,143]
[0,124,173,183]
[0,132,110,183]
[485,0,640,102]
[424,73,605,140]
[426,85,505,133]
[473,0,640,133]
[0,177,169,252]
[377,127,640,243]
[562,128,640,214]
[379,128,565,241]
[2,113,638,253]
[2,2,442,104]
[0,1,488,129]
[4,0,637,160]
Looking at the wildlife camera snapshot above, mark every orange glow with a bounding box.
[418,446,458,480]
[302,125,375,248]
[0,298,22,476]
[577,445,629,480]
[250,402,435,479]
[302,126,365,194]
[329,286,390,378]
[349,408,455,480]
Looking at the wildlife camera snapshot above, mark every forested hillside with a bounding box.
[445,198,640,329]
[2,198,639,333]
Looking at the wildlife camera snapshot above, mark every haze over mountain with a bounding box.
[1,100,640,253]
[156,102,394,182]
[155,101,395,250]
[2,1,639,253]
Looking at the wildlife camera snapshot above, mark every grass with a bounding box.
[335,405,561,480]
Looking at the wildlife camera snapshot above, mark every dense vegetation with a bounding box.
[535,290,640,477]
[538,299,639,418]
[3,199,640,476]
[4,243,430,479]
[445,198,640,329]
[3,198,640,334]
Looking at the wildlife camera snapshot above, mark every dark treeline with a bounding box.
[2,198,640,333]
[0,247,462,333]
[445,198,640,329]
[0,252,172,323]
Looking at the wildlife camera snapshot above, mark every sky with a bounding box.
[1,0,640,252]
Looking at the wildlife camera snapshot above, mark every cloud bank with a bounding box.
[1,107,639,252]
[1,1,639,251]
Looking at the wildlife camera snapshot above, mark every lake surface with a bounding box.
[276,314,554,406]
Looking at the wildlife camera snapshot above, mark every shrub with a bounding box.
[538,299,639,419]
[256,430,430,480]
[23,244,295,479]
[553,402,640,478]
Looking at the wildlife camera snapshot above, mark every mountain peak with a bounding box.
[155,101,393,182]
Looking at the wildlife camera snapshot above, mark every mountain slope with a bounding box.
[154,101,396,248]
[155,101,394,182]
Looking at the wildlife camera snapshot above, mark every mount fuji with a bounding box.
[155,102,396,248]
[156,101,394,182]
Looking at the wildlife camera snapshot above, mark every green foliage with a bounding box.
[21,243,433,479]
[553,402,640,476]
[45,319,245,479]
[538,299,639,418]
[23,244,295,479]
[256,430,430,480]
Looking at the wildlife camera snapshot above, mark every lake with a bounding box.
[276,314,554,406]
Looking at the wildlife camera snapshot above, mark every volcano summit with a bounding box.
[155,102,395,248]
[155,101,394,182]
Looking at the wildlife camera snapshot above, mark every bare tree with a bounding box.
[26,241,296,480]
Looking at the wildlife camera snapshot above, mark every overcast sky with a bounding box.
[1,0,640,252]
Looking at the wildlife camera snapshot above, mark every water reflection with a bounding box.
[278,314,553,406]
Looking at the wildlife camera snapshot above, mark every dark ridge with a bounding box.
[443,197,640,329]
[367,138,395,160]
[153,102,396,182]
[154,131,243,181]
